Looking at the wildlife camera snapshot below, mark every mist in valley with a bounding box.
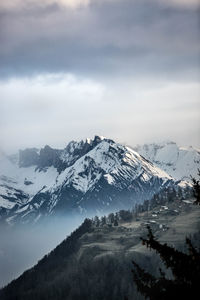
[0,215,85,288]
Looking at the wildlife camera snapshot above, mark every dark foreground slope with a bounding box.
[0,200,199,300]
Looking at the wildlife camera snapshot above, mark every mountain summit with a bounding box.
[0,136,187,224]
[133,141,200,181]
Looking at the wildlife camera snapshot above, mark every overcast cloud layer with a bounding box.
[0,0,199,151]
[0,0,199,78]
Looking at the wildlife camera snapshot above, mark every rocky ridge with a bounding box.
[0,136,189,224]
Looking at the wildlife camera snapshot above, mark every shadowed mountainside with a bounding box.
[0,197,199,300]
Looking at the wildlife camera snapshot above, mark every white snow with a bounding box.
[134,141,200,182]
[0,137,192,218]
[50,139,173,196]
[86,138,92,144]
[0,198,16,209]
[104,174,115,184]
[0,152,59,210]
[16,205,29,214]
[0,153,58,197]
[183,200,193,204]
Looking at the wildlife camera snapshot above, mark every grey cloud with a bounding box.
[0,0,199,79]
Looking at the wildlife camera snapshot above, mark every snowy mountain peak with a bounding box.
[28,138,175,217]
[0,136,193,224]
[134,141,200,181]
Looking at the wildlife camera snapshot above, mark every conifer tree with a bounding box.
[192,169,200,205]
[131,226,200,300]
[101,216,106,226]
[114,218,118,226]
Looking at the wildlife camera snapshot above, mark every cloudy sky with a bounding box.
[0,0,199,152]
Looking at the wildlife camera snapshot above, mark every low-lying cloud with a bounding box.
[0,216,84,288]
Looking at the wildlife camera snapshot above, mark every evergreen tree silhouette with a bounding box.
[192,169,200,205]
[131,226,200,300]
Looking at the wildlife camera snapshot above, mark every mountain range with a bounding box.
[134,141,200,182]
[0,136,198,225]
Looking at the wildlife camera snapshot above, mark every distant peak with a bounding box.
[43,145,52,150]
[86,138,92,144]
[93,135,106,142]
[148,140,177,147]
[161,140,176,146]
[93,135,115,145]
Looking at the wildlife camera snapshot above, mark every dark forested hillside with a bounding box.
[0,218,142,300]
[0,195,199,300]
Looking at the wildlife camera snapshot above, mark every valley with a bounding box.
[0,197,199,300]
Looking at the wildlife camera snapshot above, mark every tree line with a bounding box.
[129,171,200,299]
[91,184,193,228]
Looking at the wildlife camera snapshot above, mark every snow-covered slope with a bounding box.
[0,137,189,224]
[133,141,200,182]
[0,153,58,197]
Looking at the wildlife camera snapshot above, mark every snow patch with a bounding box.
[104,174,115,185]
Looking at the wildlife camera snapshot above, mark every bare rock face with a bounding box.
[19,148,39,167]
